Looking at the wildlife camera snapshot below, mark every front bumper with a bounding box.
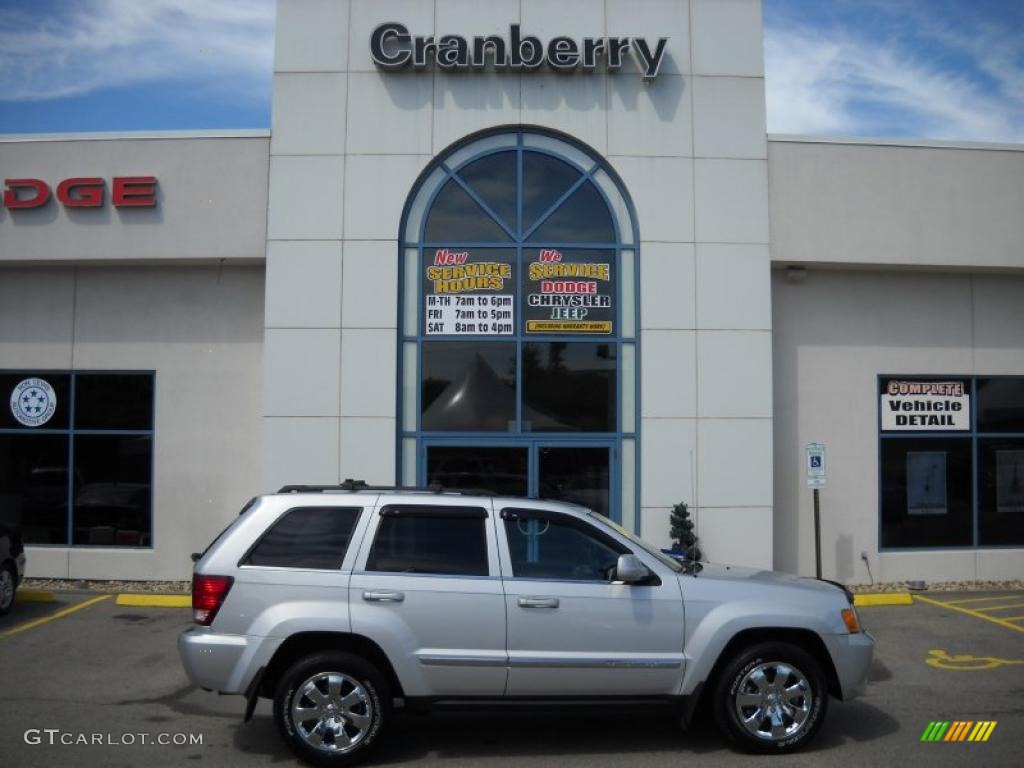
[823,630,875,700]
[178,627,281,694]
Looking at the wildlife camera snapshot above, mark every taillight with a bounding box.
[192,574,233,626]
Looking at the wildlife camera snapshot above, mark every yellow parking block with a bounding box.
[853,593,913,606]
[116,594,191,608]
[14,589,56,603]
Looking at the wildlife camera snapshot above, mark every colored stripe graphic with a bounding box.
[921,721,950,741]
[922,720,996,742]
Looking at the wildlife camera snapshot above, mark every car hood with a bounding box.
[678,562,848,598]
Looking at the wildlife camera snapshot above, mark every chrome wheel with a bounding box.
[290,671,374,754]
[733,661,813,742]
[0,567,13,611]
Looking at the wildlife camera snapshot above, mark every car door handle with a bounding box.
[362,591,405,603]
[518,597,559,609]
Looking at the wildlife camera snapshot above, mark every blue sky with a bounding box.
[0,0,1021,142]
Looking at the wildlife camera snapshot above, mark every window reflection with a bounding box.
[421,342,516,431]
[522,153,582,234]
[529,181,615,243]
[457,151,518,234]
[423,179,511,242]
[522,343,616,432]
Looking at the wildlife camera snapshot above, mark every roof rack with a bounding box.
[277,479,499,497]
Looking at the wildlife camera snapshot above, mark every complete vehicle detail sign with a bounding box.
[371,23,669,80]
[880,379,970,431]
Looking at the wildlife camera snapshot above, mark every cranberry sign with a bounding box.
[2,176,157,209]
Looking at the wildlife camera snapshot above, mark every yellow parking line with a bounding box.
[974,602,1024,613]
[115,594,190,608]
[943,595,1024,605]
[1002,616,1024,622]
[0,594,111,640]
[914,594,1024,634]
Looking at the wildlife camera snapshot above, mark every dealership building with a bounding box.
[1,0,1022,584]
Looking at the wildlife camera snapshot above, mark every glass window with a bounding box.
[0,434,69,544]
[0,373,70,430]
[244,507,361,569]
[0,370,154,547]
[523,343,616,432]
[528,182,615,243]
[522,153,582,233]
[977,378,1024,433]
[503,509,626,581]
[879,375,1024,550]
[421,342,516,431]
[457,151,518,233]
[74,374,154,430]
[366,506,489,576]
[72,435,152,545]
[423,179,511,242]
[978,439,1024,546]
[400,131,639,523]
[538,447,610,518]
[427,446,528,496]
[880,438,973,548]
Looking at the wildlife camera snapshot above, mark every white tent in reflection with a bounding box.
[422,352,570,431]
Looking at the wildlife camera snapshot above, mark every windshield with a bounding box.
[587,512,683,573]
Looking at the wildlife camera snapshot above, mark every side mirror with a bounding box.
[614,554,649,584]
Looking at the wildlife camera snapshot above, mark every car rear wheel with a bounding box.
[713,641,827,753]
[273,651,389,767]
[0,563,15,615]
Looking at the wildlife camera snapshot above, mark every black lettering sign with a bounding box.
[370,23,668,80]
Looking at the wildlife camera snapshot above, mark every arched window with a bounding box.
[398,129,639,527]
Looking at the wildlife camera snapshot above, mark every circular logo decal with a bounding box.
[10,378,57,427]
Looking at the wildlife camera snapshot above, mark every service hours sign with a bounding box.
[424,248,515,335]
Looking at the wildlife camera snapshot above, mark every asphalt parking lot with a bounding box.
[1,591,1023,768]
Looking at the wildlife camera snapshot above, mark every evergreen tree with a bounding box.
[669,502,702,560]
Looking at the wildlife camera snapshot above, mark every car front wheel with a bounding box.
[713,641,827,753]
[0,563,15,615]
[273,651,389,767]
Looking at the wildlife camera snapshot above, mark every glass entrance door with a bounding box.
[424,442,613,518]
[537,446,611,518]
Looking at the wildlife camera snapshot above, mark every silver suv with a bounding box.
[179,482,873,766]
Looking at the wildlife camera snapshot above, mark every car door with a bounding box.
[497,504,685,696]
[349,496,507,697]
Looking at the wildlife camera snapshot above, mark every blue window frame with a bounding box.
[878,374,1024,549]
[0,370,155,548]
[398,129,640,528]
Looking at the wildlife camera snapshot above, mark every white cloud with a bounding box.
[0,0,275,103]
[765,7,1024,143]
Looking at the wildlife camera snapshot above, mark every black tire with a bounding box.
[712,641,828,754]
[0,562,15,616]
[273,651,390,767]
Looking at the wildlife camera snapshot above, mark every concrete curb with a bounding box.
[15,590,56,603]
[115,594,190,608]
[854,593,913,606]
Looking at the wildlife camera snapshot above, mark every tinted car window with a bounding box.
[244,506,361,569]
[503,509,626,581]
[366,506,489,576]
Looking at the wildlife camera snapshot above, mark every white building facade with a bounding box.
[0,0,1020,583]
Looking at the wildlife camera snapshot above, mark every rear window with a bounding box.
[366,505,489,576]
[243,506,361,570]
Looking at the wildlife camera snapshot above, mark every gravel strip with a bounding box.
[22,578,190,594]
[847,580,1024,593]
